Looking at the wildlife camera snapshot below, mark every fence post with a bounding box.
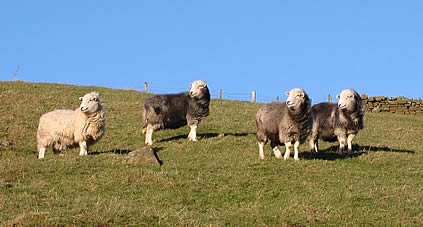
[11,65,19,81]
[275,96,280,102]
[328,94,332,103]
[144,82,148,93]
[251,90,257,103]
[219,88,223,100]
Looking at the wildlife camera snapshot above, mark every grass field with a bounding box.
[1,81,422,226]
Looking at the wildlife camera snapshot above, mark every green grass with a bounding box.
[1,81,422,226]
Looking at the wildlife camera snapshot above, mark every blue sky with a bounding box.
[1,0,422,102]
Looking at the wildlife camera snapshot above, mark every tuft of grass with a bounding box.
[1,81,422,225]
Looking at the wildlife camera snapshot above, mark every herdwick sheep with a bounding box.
[143,80,210,145]
[37,92,106,159]
[308,89,364,155]
[256,88,312,160]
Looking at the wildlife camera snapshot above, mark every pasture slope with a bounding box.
[0,81,422,226]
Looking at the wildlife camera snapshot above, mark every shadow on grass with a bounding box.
[89,147,164,165]
[357,145,415,154]
[301,151,366,161]
[157,132,254,143]
[89,149,132,156]
[301,144,415,161]
[89,147,164,156]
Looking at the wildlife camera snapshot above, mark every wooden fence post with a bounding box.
[144,82,148,93]
[328,94,332,103]
[276,96,280,102]
[251,90,257,103]
[219,89,223,100]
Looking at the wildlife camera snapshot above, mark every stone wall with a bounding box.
[361,95,423,114]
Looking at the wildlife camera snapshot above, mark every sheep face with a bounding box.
[79,92,101,113]
[189,80,208,99]
[285,88,308,111]
[337,89,360,112]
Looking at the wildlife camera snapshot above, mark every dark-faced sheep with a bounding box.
[256,88,312,160]
[142,80,210,145]
[37,92,106,159]
[308,89,364,155]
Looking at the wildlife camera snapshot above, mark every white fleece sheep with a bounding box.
[37,92,106,159]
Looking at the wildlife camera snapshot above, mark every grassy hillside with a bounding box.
[1,81,422,226]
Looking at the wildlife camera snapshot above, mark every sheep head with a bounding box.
[79,92,101,113]
[337,89,362,113]
[285,88,309,111]
[189,80,208,99]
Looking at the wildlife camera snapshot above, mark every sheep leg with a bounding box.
[283,141,292,160]
[309,127,319,152]
[315,140,319,152]
[293,141,300,161]
[188,124,198,141]
[309,138,319,153]
[79,141,88,156]
[38,147,46,159]
[270,141,282,159]
[338,135,347,155]
[145,124,154,145]
[347,134,355,155]
[258,142,265,160]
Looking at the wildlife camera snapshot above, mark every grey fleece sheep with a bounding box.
[256,88,312,160]
[37,92,106,159]
[308,89,364,155]
[143,80,210,145]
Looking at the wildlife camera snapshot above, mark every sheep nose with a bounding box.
[189,91,194,96]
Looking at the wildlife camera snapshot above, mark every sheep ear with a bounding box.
[79,97,83,101]
[286,91,290,96]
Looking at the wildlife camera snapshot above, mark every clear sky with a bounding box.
[1,0,422,102]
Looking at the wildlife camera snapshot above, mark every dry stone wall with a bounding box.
[361,95,423,114]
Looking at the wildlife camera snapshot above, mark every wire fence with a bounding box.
[137,82,325,104]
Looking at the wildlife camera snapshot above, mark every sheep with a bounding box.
[308,89,364,155]
[37,92,106,159]
[142,80,210,145]
[256,88,312,160]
